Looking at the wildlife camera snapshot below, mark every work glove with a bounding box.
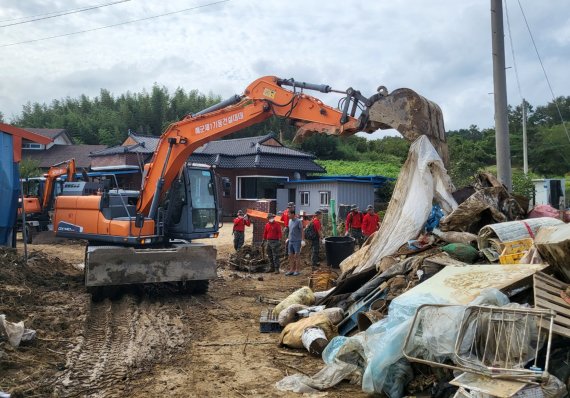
[301,240,306,248]
[321,238,326,244]
[285,239,289,244]
[344,231,349,237]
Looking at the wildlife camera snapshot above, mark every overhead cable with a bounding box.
[517,0,570,144]
[0,0,230,48]
[0,0,131,28]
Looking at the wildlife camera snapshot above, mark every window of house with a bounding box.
[22,143,43,150]
[300,191,310,206]
[319,191,330,206]
[237,176,288,200]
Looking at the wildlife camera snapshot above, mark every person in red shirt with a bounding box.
[309,210,324,268]
[345,204,364,246]
[262,213,282,273]
[281,202,295,253]
[362,205,380,241]
[233,210,250,251]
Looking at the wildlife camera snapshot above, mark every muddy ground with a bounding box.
[0,225,365,397]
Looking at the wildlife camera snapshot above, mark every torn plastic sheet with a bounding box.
[339,135,457,276]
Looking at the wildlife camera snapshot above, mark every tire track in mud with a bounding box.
[54,294,188,397]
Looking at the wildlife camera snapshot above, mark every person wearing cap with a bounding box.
[281,202,295,254]
[232,210,250,251]
[345,204,364,246]
[308,210,324,269]
[285,209,304,276]
[262,213,282,273]
[362,205,380,241]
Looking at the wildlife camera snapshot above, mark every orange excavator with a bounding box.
[19,158,76,243]
[52,75,428,292]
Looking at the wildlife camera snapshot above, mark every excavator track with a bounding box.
[53,294,188,397]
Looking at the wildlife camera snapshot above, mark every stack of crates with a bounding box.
[499,238,534,264]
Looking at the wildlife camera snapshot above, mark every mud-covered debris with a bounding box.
[229,245,269,272]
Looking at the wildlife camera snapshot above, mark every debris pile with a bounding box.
[266,136,570,397]
[0,248,86,395]
[229,244,269,272]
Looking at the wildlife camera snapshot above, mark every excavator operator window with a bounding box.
[187,168,216,230]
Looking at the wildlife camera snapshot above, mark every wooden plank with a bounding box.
[534,298,570,328]
[535,279,565,296]
[535,289,570,311]
[534,272,567,290]
[539,320,570,338]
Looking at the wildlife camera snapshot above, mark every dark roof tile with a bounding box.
[22,144,107,168]
[23,128,67,140]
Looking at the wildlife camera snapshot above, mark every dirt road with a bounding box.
[1,228,365,397]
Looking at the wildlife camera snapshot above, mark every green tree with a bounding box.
[19,158,41,178]
[297,134,341,159]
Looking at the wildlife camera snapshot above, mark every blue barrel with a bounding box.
[325,236,355,268]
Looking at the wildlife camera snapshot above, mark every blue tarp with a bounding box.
[0,132,19,247]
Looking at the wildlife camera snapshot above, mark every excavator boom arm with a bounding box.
[42,158,76,210]
[137,76,361,216]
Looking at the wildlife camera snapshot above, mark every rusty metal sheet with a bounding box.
[398,263,547,304]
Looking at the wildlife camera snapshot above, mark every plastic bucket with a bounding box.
[324,236,355,268]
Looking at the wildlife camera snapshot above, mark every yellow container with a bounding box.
[499,252,526,264]
[499,238,533,264]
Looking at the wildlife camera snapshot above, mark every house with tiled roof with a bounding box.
[90,132,325,215]
[21,128,107,170]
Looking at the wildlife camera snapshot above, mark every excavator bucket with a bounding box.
[364,87,449,166]
[84,243,217,287]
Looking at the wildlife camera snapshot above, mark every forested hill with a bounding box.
[3,85,569,185]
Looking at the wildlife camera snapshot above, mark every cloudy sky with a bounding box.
[1,0,568,138]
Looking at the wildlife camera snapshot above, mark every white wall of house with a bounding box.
[48,134,73,148]
[286,181,374,216]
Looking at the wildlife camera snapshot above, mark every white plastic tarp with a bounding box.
[340,135,457,275]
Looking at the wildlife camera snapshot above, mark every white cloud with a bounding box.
[0,0,568,134]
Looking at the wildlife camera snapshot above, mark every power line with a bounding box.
[0,1,129,22]
[0,0,230,48]
[0,0,131,28]
[517,0,570,144]
[504,0,523,102]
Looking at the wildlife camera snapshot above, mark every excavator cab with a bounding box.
[164,164,219,240]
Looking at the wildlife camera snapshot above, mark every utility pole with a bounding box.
[522,98,528,174]
[491,0,512,191]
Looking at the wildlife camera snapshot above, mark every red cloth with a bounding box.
[233,216,250,232]
[281,209,289,228]
[312,217,322,234]
[362,213,380,236]
[528,204,560,219]
[345,211,363,231]
[263,222,282,240]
